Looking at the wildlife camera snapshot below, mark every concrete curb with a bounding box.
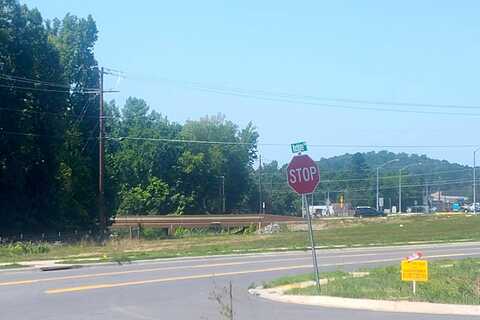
[39,265,83,272]
[249,282,480,316]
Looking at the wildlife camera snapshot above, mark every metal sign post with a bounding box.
[303,194,321,292]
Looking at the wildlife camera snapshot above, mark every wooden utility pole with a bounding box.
[98,67,106,232]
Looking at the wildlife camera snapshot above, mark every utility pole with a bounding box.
[399,171,402,214]
[221,175,225,213]
[376,167,380,211]
[474,147,480,214]
[399,162,422,214]
[98,67,106,232]
[376,159,399,211]
[258,154,262,214]
[270,174,273,214]
[93,66,122,234]
[424,182,429,213]
[214,175,225,213]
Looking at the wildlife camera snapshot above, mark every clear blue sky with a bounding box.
[22,0,480,166]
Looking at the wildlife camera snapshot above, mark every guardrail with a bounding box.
[111,214,303,233]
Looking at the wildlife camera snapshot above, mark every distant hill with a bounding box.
[261,151,473,213]
[318,151,472,197]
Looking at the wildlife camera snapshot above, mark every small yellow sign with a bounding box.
[401,260,428,282]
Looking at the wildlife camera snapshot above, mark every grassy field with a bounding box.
[0,263,28,270]
[280,258,480,305]
[1,214,480,264]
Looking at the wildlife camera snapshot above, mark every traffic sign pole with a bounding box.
[287,149,321,293]
[303,194,321,293]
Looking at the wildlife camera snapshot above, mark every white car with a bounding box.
[463,203,480,213]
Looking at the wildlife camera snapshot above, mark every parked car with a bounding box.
[452,203,462,212]
[354,206,386,217]
[463,203,480,213]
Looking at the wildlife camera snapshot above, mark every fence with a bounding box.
[0,230,104,244]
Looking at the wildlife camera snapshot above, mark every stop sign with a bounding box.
[287,154,320,194]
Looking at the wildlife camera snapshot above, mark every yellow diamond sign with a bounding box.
[401,260,428,282]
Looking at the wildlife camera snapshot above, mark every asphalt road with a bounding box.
[1,242,480,320]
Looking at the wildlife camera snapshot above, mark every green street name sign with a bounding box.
[291,141,307,154]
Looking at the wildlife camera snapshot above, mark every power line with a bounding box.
[271,178,475,194]
[265,168,472,184]
[0,83,98,94]
[106,136,254,146]
[72,96,97,126]
[0,107,68,117]
[0,130,96,140]
[128,74,480,113]
[0,73,102,92]
[328,178,475,192]
[169,86,480,117]
[80,122,99,154]
[0,73,71,89]
[0,82,117,94]
[106,135,479,149]
[0,106,101,119]
[261,166,471,177]
[307,143,479,149]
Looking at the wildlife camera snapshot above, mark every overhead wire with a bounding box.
[72,95,98,127]
[0,73,71,89]
[0,83,98,94]
[264,168,472,185]
[129,74,480,110]
[0,130,97,140]
[270,178,476,194]
[126,74,480,114]
[168,85,480,117]
[0,72,99,91]
[80,122,99,154]
[106,135,479,149]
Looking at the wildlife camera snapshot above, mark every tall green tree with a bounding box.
[0,0,68,231]
[47,12,100,228]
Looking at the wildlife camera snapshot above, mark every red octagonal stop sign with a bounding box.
[287,154,320,194]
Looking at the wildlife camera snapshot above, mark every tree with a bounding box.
[0,1,69,231]
[118,177,170,215]
[177,115,258,213]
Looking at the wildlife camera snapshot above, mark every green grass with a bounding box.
[0,263,28,269]
[282,258,480,305]
[1,214,480,264]
[262,270,349,289]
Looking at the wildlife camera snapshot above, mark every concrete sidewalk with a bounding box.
[250,281,480,316]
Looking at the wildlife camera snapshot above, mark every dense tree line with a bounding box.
[0,2,259,233]
[0,2,473,233]
[104,98,258,216]
[0,1,101,232]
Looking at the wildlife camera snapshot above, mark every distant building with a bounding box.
[430,191,468,211]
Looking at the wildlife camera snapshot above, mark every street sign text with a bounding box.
[287,154,320,194]
[291,142,307,154]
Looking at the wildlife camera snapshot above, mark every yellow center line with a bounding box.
[46,265,313,294]
[0,256,311,287]
[0,252,380,287]
[44,251,480,295]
